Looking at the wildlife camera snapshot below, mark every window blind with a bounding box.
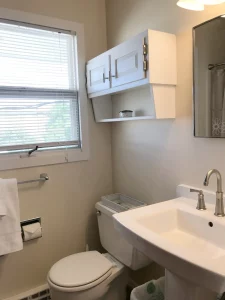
[0,20,80,152]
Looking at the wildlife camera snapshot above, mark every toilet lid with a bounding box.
[49,251,113,288]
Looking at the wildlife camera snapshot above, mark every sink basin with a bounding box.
[113,197,225,298]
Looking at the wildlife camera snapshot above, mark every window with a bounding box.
[0,20,80,153]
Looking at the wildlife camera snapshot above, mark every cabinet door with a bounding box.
[111,34,146,88]
[86,53,110,94]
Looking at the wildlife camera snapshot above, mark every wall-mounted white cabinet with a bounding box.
[86,29,177,123]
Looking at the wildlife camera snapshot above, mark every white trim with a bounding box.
[89,78,150,98]
[0,8,89,171]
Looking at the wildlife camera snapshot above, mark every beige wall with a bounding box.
[0,1,112,299]
[106,0,225,283]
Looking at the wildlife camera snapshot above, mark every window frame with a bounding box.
[0,8,89,171]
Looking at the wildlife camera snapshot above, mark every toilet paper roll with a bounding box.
[22,222,42,242]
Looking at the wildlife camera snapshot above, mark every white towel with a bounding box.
[0,179,23,255]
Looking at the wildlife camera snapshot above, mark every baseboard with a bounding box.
[4,284,50,300]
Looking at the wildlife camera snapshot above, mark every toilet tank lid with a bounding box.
[48,251,113,288]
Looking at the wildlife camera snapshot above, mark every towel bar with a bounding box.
[18,173,49,185]
[208,62,225,70]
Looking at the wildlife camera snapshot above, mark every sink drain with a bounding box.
[208,222,213,227]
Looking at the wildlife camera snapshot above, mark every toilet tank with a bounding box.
[95,201,151,270]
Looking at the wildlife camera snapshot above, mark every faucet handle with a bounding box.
[190,189,207,211]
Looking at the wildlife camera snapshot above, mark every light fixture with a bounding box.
[197,0,225,4]
[177,0,204,10]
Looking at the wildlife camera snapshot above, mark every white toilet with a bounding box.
[47,201,151,300]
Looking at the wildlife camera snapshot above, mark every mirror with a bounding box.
[193,16,225,138]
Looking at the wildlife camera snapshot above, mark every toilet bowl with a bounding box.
[48,252,128,300]
[48,201,151,300]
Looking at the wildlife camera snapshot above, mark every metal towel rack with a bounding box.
[208,62,225,70]
[18,173,49,185]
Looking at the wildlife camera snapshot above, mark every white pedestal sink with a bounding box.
[113,191,225,300]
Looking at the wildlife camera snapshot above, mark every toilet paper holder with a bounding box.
[21,217,42,242]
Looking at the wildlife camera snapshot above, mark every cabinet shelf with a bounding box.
[98,116,155,123]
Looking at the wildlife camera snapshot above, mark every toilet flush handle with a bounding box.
[96,210,101,216]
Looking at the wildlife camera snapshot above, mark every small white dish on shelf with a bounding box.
[119,110,133,118]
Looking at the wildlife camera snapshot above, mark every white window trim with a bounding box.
[0,8,89,171]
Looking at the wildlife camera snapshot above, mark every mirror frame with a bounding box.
[193,15,224,138]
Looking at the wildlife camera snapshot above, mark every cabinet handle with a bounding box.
[111,74,117,78]
[103,73,109,82]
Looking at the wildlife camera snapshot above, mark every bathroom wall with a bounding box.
[106,0,225,283]
[106,0,225,205]
[0,1,112,299]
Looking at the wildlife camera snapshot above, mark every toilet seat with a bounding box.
[48,251,114,292]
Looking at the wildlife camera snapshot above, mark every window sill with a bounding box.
[0,147,89,171]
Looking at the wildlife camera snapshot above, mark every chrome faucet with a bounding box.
[204,169,225,217]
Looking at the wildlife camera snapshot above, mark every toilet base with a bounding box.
[49,265,128,300]
[102,268,128,300]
